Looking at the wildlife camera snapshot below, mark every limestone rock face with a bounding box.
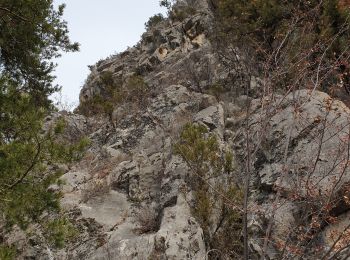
[58,78,350,259]
[81,84,218,259]
[238,90,350,258]
[41,85,217,259]
[79,2,219,105]
[6,1,350,259]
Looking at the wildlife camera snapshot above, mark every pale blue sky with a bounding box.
[53,1,165,107]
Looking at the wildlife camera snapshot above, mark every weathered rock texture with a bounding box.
[237,90,350,259]
[6,0,350,259]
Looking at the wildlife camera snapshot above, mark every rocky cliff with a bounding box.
[6,0,350,259]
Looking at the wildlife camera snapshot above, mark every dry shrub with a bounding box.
[77,74,149,118]
[81,178,110,203]
[90,151,131,177]
[79,150,132,203]
[134,207,160,234]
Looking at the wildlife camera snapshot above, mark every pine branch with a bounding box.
[0,6,28,22]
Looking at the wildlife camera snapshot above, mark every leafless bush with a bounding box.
[134,207,160,234]
[53,91,77,112]
[80,178,110,203]
[210,1,350,259]
[182,51,217,93]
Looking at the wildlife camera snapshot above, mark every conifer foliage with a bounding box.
[0,0,79,106]
[0,0,86,253]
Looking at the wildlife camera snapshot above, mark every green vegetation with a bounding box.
[160,0,197,22]
[44,217,78,249]
[125,74,149,104]
[214,0,350,52]
[208,82,225,100]
[212,0,350,93]
[0,85,89,229]
[0,0,79,107]
[159,0,174,9]
[174,124,218,240]
[0,245,16,260]
[174,124,220,182]
[174,123,243,258]
[78,73,149,117]
[169,5,196,22]
[78,71,123,117]
[0,0,85,255]
[145,13,165,30]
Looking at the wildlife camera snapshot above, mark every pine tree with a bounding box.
[0,1,86,252]
[0,0,79,106]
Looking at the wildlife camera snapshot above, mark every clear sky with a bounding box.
[52,0,165,108]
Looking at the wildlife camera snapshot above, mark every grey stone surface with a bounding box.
[245,90,350,257]
[6,1,350,259]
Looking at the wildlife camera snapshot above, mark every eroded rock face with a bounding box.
[88,194,206,260]
[57,85,219,259]
[238,90,350,258]
[248,90,350,194]
[59,88,350,259]
[6,1,350,259]
[78,1,224,107]
[58,86,350,259]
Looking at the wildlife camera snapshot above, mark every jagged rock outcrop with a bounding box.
[6,0,350,259]
[64,84,225,259]
[60,87,350,259]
